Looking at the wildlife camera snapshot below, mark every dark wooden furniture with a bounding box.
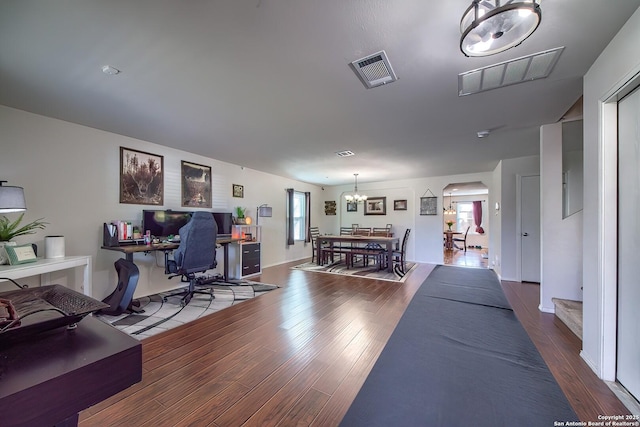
[453,225,471,252]
[316,235,399,273]
[0,315,142,427]
[443,230,462,250]
[237,242,261,277]
[102,236,241,283]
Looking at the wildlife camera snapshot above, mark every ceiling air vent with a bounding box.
[351,50,398,89]
[458,47,564,96]
[335,150,355,157]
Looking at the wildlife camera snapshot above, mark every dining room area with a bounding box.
[442,182,489,268]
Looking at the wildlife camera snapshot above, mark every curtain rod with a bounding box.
[452,199,486,203]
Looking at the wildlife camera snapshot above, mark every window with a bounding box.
[456,202,474,232]
[292,191,306,241]
[286,188,311,245]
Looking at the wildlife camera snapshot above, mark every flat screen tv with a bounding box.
[142,210,192,239]
[211,212,233,236]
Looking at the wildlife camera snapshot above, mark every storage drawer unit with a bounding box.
[230,242,261,279]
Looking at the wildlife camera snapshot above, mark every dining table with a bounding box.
[443,230,462,250]
[316,234,399,273]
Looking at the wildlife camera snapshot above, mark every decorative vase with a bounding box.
[236,217,247,225]
[447,225,452,231]
[0,241,17,265]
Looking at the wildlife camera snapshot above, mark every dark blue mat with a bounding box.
[340,265,578,427]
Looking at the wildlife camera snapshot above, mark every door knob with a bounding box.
[522,232,529,236]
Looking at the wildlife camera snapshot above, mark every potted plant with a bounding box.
[235,207,247,224]
[445,220,454,231]
[0,213,47,264]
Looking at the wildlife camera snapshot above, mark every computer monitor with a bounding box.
[211,212,233,235]
[142,210,192,239]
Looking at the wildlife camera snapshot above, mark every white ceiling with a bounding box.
[1,1,638,186]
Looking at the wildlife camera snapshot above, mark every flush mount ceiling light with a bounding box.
[345,173,367,204]
[101,65,120,75]
[460,0,541,57]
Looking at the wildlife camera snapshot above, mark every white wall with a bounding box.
[540,123,583,313]
[499,155,540,281]
[583,6,640,380]
[0,105,322,299]
[321,173,494,265]
[491,161,503,277]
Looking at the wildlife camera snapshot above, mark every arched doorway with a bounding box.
[442,182,489,268]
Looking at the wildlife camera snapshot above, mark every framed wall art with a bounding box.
[364,197,386,215]
[420,196,437,215]
[232,184,244,198]
[120,147,164,205]
[394,199,407,211]
[346,201,357,212]
[181,161,212,208]
[325,200,337,215]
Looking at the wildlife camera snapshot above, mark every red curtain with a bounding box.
[473,201,485,234]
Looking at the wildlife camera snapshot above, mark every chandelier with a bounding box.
[460,0,542,57]
[444,193,456,215]
[345,173,367,204]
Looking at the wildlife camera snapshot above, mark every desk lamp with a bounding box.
[0,181,27,213]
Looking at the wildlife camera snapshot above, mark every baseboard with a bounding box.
[580,350,600,377]
[539,303,555,314]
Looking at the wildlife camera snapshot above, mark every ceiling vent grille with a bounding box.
[351,50,398,89]
[458,47,564,96]
[335,150,355,157]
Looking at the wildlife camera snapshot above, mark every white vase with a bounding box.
[0,241,17,265]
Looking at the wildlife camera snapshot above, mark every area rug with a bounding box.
[292,260,416,282]
[340,265,578,426]
[95,279,278,340]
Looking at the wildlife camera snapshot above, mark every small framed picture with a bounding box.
[346,201,357,212]
[394,200,407,211]
[325,201,337,215]
[232,184,244,198]
[364,197,386,215]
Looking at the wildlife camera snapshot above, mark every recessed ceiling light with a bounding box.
[102,65,120,75]
[477,130,490,138]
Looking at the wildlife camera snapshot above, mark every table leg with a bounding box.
[386,242,394,273]
[316,238,322,265]
[222,242,230,282]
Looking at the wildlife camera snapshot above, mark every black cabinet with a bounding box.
[230,242,261,279]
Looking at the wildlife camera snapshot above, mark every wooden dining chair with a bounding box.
[309,226,330,263]
[391,228,411,276]
[453,226,471,252]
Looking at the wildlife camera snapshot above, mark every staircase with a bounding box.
[552,298,583,340]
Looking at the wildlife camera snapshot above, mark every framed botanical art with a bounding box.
[120,147,164,205]
[346,201,358,212]
[394,199,407,211]
[232,184,244,198]
[325,200,337,215]
[364,197,386,215]
[181,161,212,208]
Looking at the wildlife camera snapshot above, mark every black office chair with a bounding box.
[165,211,218,306]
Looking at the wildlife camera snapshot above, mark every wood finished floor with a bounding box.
[79,261,629,426]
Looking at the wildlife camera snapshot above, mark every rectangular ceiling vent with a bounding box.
[458,47,564,96]
[335,150,355,157]
[351,50,398,89]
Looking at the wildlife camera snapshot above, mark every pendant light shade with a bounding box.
[460,0,541,57]
[0,181,27,213]
[345,174,367,204]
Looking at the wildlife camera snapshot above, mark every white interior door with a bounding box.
[617,84,640,400]
[521,175,541,283]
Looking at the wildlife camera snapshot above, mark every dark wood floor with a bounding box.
[79,261,629,426]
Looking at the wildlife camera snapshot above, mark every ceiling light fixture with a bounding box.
[477,130,490,138]
[345,173,367,204]
[460,0,542,57]
[101,65,120,75]
[444,192,456,215]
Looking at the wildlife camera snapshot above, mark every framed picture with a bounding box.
[232,184,244,198]
[394,199,407,211]
[181,161,212,208]
[120,147,164,205]
[346,201,358,212]
[420,196,437,215]
[364,197,386,215]
[325,200,337,215]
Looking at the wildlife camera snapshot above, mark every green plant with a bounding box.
[235,207,246,218]
[0,213,48,241]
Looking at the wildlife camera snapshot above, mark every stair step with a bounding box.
[552,298,583,340]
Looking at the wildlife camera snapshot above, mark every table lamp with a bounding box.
[0,181,27,213]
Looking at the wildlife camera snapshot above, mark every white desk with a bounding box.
[0,256,92,296]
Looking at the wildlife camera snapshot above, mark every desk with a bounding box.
[0,315,142,427]
[443,231,462,250]
[101,237,242,282]
[317,235,399,273]
[0,256,92,296]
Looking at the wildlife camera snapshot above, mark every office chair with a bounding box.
[165,211,218,306]
[100,258,140,315]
